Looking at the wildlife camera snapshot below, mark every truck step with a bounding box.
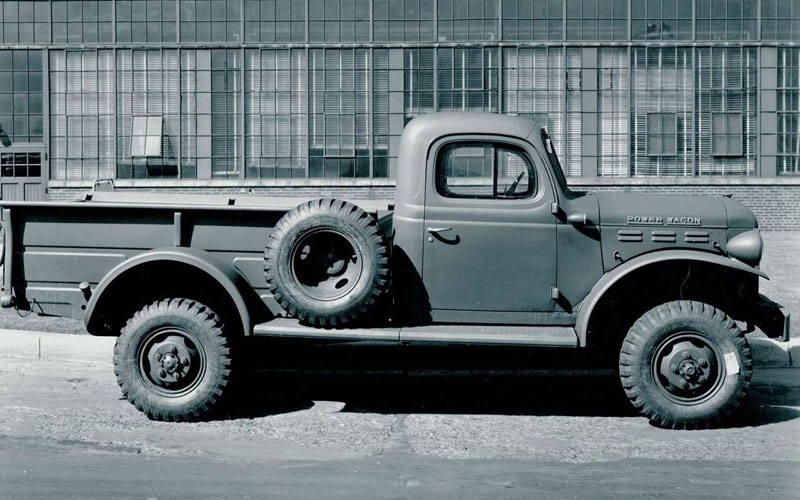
[252,318,578,347]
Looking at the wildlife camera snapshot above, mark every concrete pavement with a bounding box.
[2,331,799,499]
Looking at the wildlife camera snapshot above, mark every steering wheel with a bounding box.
[503,171,526,197]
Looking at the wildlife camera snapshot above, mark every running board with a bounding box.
[252,318,578,347]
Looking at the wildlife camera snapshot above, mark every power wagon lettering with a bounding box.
[627,215,702,226]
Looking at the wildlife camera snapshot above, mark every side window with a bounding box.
[436,141,535,200]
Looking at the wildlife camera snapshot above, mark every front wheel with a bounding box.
[619,300,752,429]
[114,299,234,421]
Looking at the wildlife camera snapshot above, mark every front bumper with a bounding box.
[748,294,791,341]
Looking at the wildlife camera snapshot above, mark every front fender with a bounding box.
[84,247,253,335]
[574,250,768,347]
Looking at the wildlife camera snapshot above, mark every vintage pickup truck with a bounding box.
[0,113,790,428]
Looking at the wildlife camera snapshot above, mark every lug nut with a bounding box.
[681,351,690,359]
[699,358,708,367]
[670,364,679,374]
[678,379,688,388]
[159,369,166,378]
[181,358,189,366]
[170,346,178,354]
[156,352,162,361]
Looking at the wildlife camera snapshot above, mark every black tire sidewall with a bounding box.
[115,303,230,419]
[267,205,384,321]
[623,303,750,425]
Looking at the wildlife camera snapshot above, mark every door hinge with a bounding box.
[550,287,561,301]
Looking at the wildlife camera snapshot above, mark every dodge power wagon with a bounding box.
[0,113,790,428]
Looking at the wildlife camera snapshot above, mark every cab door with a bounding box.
[421,136,558,321]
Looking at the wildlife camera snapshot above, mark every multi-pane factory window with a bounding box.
[437,0,499,41]
[309,0,370,42]
[711,112,743,156]
[597,47,628,176]
[244,49,307,179]
[776,47,800,175]
[1,152,41,178]
[244,0,306,42]
[0,50,43,144]
[116,50,179,179]
[179,50,206,179]
[308,49,371,178]
[180,50,241,179]
[374,0,435,42]
[502,47,564,161]
[566,0,627,41]
[180,0,241,43]
[696,47,756,175]
[696,0,758,40]
[630,47,694,176]
[632,0,692,40]
[373,49,392,178]
[404,49,435,122]
[502,0,563,41]
[210,50,242,178]
[761,0,800,41]
[437,47,499,113]
[116,0,177,43]
[49,50,115,181]
[1,1,49,44]
[646,112,678,155]
[130,116,163,157]
[564,48,582,176]
[53,1,113,43]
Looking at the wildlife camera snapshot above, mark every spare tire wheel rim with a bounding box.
[651,331,725,406]
[290,228,364,301]
[137,327,207,398]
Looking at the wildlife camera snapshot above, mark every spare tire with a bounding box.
[265,198,389,327]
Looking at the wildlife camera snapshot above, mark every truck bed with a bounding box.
[0,191,393,325]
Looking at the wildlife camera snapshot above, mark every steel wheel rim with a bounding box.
[651,331,725,405]
[137,327,207,398]
[290,228,363,301]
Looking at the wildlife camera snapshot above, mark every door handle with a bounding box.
[426,227,453,234]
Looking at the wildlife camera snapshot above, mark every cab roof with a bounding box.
[395,112,546,210]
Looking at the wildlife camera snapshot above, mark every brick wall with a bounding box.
[49,180,800,230]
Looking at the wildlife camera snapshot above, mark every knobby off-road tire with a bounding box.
[619,300,752,429]
[264,198,389,327]
[114,299,234,422]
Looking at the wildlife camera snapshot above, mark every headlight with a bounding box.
[727,229,762,266]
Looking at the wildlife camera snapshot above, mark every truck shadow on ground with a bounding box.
[223,338,800,428]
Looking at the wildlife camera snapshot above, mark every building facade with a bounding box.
[0,0,799,227]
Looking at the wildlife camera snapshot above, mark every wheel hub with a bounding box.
[653,333,723,404]
[291,229,363,301]
[139,330,203,394]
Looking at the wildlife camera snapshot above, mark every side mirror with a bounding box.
[567,213,589,226]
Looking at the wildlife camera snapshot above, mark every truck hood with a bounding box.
[594,192,756,229]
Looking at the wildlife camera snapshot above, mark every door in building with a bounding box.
[0,145,46,201]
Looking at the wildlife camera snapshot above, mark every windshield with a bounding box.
[540,128,569,193]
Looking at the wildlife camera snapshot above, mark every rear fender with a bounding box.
[575,250,768,347]
[84,247,254,335]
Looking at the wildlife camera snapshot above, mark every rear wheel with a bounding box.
[619,300,752,429]
[114,298,234,421]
